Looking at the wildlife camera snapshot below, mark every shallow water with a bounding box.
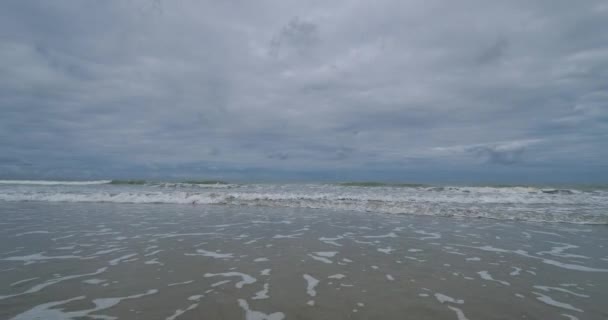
[1,202,607,319]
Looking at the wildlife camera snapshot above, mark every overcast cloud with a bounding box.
[1,0,607,183]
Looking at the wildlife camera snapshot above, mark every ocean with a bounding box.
[0,180,607,319]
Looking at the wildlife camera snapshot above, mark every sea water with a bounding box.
[1,181,607,319]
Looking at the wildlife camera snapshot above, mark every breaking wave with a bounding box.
[0,183,606,224]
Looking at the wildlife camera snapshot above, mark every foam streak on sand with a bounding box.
[0,267,107,300]
[533,292,583,312]
[303,274,319,297]
[533,285,590,298]
[319,235,343,247]
[447,306,470,320]
[362,232,397,238]
[478,271,510,286]
[238,299,285,320]
[185,249,233,259]
[109,253,137,266]
[308,254,333,264]
[204,272,256,288]
[314,251,338,257]
[253,283,270,300]
[435,293,464,304]
[2,253,81,264]
[458,245,608,272]
[10,289,157,320]
[10,277,39,286]
[166,302,199,320]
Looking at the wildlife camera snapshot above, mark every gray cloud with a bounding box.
[270,17,320,59]
[476,37,509,64]
[433,139,542,165]
[465,141,535,165]
[0,0,607,182]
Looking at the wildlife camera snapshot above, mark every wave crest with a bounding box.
[0,187,606,225]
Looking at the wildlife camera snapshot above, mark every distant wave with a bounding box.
[110,179,230,186]
[336,182,429,187]
[0,179,232,187]
[0,180,112,186]
[181,180,228,185]
[109,180,147,185]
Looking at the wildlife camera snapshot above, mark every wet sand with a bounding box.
[1,202,607,319]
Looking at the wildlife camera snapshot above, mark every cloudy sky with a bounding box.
[1,0,607,183]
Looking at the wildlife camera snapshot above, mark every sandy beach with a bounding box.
[1,201,607,319]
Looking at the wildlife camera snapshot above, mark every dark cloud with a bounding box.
[466,144,526,165]
[270,17,320,58]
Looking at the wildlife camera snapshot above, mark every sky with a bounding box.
[0,0,607,184]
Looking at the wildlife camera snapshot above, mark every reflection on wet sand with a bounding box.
[1,202,607,319]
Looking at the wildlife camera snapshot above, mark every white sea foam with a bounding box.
[168,280,194,286]
[0,267,107,300]
[303,274,319,297]
[166,302,199,320]
[108,253,137,266]
[477,271,510,286]
[10,289,157,320]
[458,245,608,272]
[510,267,522,276]
[447,306,470,320]
[2,253,81,265]
[434,293,464,304]
[10,277,39,286]
[533,292,583,312]
[14,230,50,236]
[252,283,270,300]
[82,278,106,285]
[204,272,256,288]
[144,250,163,257]
[314,251,338,257]
[414,231,441,240]
[185,249,233,259]
[237,299,285,320]
[308,254,333,264]
[362,232,397,238]
[211,280,231,287]
[533,285,590,298]
[144,258,163,265]
[404,256,426,262]
[377,246,395,254]
[537,242,589,259]
[273,233,303,239]
[93,248,125,255]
